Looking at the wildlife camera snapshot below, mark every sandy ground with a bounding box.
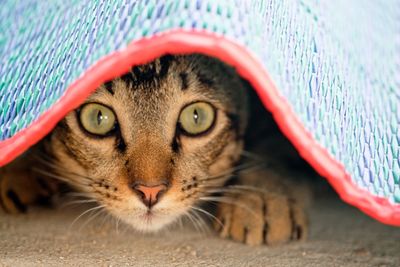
[0,192,399,267]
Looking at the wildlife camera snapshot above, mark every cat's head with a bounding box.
[50,54,248,231]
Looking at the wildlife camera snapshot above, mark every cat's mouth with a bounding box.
[126,210,182,232]
[107,199,186,232]
[138,210,158,223]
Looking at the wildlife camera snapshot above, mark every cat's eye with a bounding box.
[79,103,116,136]
[179,102,216,136]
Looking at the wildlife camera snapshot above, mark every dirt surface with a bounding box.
[0,193,399,267]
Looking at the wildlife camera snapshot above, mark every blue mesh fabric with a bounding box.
[0,0,399,208]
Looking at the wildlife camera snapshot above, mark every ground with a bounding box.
[0,190,399,267]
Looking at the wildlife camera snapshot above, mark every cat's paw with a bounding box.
[214,188,308,246]
[0,168,56,214]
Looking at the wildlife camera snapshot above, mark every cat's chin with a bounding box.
[112,209,182,233]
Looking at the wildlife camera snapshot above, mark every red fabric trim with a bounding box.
[1,29,399,226]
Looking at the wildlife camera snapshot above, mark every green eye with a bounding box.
[79,103,116,136]
[179,102,216,136]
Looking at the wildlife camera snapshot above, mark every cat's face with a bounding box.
[50,55,248,232]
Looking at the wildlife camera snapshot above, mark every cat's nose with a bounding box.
[131,182,168,208]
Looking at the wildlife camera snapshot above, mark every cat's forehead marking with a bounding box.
[179,72,189,91]
[98,55,224,103]
[120,55,175,89]
[95,55,177,98]
[103,81,115,95]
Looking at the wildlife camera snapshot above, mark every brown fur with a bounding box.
[0,54,310,245]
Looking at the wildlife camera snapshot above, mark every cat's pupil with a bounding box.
[97,110,103,126]
[193,109,199,124]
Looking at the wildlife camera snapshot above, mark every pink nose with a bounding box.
[132,183,167,208]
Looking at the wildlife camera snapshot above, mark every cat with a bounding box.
[0,54,311,246]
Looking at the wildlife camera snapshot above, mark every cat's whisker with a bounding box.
[35,154,118,200]
[188,210,201,232]
[79,207,107,231]
[32,168,100,195]
[32,167,74,184]
[190,206,223,229]
[33,155,101,184]
[199,196,240,206]
[65,192,93,199]
[181,211,197,232]
[201,163,259,181]
[179,162,268,195]
[241,150,265,162]
[33,154,73,173]
[183,210,203,234]
[198,162,265,185]
[200,184,272,196]
[177,215,185,231]
[99,210,113,229]
[227,184,272,195]
[116,215,121,235]
[102,211,116,234]
[32,153,54,166]
[197,213,211,234]
[58,171,96,184]
[61,198,99,208]
[189,209,210,234]
[202,187,251,195]
[198,174,232,184]
[198,196,258,218]
[33,151,54,161]
[181,164,263,191]
[69,204,106,230]
[198,167,242,183]
[236,163,270,175]
[96,209,113,231]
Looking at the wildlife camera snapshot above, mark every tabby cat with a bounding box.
[0,54,310,246]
